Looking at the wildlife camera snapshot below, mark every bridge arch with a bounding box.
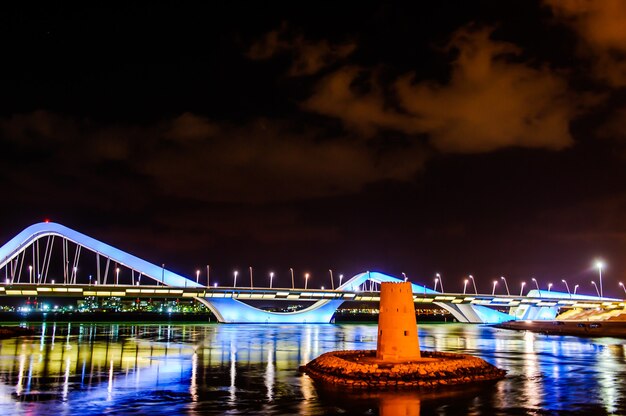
[0,222,201,287]
[0,222,514,323]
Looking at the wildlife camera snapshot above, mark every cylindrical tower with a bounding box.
[376,281,421,360]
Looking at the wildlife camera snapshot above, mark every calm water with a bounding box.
[0,322,625,415]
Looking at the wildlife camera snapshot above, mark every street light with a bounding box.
[492,280,497,296]
[305,273,309,290]
[500,276,510,296]
[249,266,253,288]
[463,279,468,295]
[562,279,571,297]
[339,274,344,287]
[269,272,274,289]
[329,269,334,290]
[547,283,553,293]
[402,272,408,282]
[591,281,600,298]
[619,282,626,296]
[196,269,200,284]
[520,281,526,297]
[469,275,478,295]
[436,273,444,293]
[233,270,238,287]
[574,284,579,295]
[29,265,32,284]
[290,268,295,289]
[595,261,604,298]
[532,277,541,296]
[116,267,120,285]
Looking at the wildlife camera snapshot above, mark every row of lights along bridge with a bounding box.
[190,260,615,298]
[17,260,616,298]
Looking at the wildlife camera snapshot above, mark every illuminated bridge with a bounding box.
[0,222,619,324]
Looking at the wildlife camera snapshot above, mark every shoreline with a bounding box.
[0,311,215,323]
[0,311,453,324]
[495,320,626,338]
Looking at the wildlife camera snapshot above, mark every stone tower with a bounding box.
[376,281,421,360]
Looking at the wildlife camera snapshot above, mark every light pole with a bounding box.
[329,269,334,290]
[305,273,309,290]
[492,280,497,296]
[595,261,604,299]
[562,279,571,297]
[532,277,541,296]
[501,276,510,296]
[434,277,439,292]
[339,274,344,287]
[249,266,253,288]
[29,265,33,284]
[233,270,238,287]
[116,267,120,286]
[207,265,210,287]
[547,283,553,293]
[574,284,579,295]
[290,268,294,289]
[269,272,274,289]
[436,273,444,293]
[520,281,526,297]
[463,279,468,295]
[402,272,408,282]
[620,282,626,296]
[469,275,478,295]
[196,269,200,284]
[591,281,600,298]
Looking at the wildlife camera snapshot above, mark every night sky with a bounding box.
[2,1,626,296]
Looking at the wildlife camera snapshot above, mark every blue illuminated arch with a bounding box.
[0,222,201,288]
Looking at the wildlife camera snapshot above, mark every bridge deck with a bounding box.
[0,283,620,310]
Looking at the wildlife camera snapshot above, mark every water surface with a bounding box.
[0,322,625,415]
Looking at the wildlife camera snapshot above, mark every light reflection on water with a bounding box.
[0,322,625,415]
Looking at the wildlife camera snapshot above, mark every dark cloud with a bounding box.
[247,24,356,76]
[0,111,427,204]
[396,26,577,153]
[597,106,626,152]
[304,26,577,153]
[545,0,626,87]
